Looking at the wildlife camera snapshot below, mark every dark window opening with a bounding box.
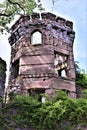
[28,88,45,102]
[31,31,42,45]
[58,69,61,76]
[12,59,19,78]
[58,69,67,77]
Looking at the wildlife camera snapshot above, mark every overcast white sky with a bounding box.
[0,0,87,85]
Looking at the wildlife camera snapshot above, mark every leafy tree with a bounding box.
[75,61,87,88]
[0,0,68,34]
[0,0,61,33]
[0,0,44,33]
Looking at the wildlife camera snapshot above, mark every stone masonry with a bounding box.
[0,57,6,107]
[8,12,76,99]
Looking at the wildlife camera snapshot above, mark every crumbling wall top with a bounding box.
[8,12,75,46]
[11,12,73,31]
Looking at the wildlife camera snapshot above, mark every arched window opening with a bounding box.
[31,31,42,45]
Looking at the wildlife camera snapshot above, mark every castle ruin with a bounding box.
[8,12,76,99]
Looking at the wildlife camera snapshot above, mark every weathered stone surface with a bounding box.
[19,64,54,75]
[0,58,6,108]
[8,12,76,98]
[23,78,52,89]
[0,58,6,97]
[20,55,54,65]
[53,77,76,92]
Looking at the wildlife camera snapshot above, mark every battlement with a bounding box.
[9,12,75,46]
[11,12,73,31]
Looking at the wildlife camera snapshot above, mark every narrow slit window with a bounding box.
[31,31,42,45]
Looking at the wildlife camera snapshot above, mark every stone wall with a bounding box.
[8,12,76,98]
[0,57,6,107]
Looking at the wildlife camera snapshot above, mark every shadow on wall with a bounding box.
[0,57,6,107]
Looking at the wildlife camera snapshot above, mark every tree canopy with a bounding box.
[75,61,87,88]
[0,0,44,33]
[0,0,59,33]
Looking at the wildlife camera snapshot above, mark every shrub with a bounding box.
[1,90,87,130]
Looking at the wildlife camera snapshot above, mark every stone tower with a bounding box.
[8,12,76,99]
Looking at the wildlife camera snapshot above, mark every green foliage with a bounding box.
[53,90,68,101]
[76,72,87,88]
[75,61,87,88]
[1,90,87,130]
[81,89,87,99]
[0,0,44,33]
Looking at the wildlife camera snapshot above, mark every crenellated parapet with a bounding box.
[8,12,75,46]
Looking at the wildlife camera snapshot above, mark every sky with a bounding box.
[42,0,87,71]
[0,0,87,85]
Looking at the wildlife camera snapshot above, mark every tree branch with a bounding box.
[0,8,17,17]
[7,0,25,14]
[0,13,13,17]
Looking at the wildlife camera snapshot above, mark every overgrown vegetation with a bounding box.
[0,90,87,130]
[0,0,87,129]
[0,0,61,33]
[75,61,87,88]
[0,61,87,130]
[0,0,44,33]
